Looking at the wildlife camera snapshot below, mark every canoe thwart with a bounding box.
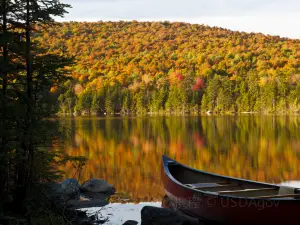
[185,183,224,189]
[218,188,277,194]
[185,182,240,190]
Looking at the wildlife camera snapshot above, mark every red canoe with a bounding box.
[161,155,300,225]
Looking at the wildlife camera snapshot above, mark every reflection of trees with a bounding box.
[60,116,300,202]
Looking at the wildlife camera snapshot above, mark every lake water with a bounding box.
[59,116,300,203]
[59,116,300,223]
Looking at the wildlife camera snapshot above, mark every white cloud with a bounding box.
[58,0,300,39]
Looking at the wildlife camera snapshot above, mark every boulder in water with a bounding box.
[80,179,115,193]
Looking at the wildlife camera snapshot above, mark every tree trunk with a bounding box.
[0,0,8,201]
[26,0,32,103]
[1,0,8,109]
[16,0,34,213]
[25,0,34,189]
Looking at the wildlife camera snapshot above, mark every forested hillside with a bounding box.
[36,21,300,114]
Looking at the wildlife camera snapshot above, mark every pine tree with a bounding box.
[0,0,73,218]
[206,75,221,112]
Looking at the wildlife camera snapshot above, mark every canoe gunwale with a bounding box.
[162,155,300,201]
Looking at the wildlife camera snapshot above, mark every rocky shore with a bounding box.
[45,178,116,225]
[46,178,210,225]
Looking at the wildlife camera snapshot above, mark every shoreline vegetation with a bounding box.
[57,110,300,117]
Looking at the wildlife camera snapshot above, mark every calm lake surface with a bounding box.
[59,116,300,203]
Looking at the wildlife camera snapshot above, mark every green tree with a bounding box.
[216,77,235,112]
[205,75,221,112]
[261,79,277,113]
[150,88,167,113]
[77,89,93,114]
[134,90,147,115]
[121,90,132,115]
[58,80,76,114]
[0,0,75,221]
[287,83,300,112]
[91,88,105,114]
[201,93,209,112]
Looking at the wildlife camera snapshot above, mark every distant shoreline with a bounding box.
[57,111,300,117]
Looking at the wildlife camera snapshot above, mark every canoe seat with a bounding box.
[185,182,237,189]
[185,183,221,189]
[278,186,295,195]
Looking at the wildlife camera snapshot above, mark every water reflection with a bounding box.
[59,116,300,202]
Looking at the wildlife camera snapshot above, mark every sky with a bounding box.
[59,0,300,39]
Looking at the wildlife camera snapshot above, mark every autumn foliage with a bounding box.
[35,21,300,114]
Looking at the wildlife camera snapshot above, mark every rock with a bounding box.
[81,192,113,201]
[61,178,80,194]
[66,199,108,209]
[141,206,199,225]
[77,211,88,218]
[80,179,115,193]
[161,197,210,225]
[123,220,138,225]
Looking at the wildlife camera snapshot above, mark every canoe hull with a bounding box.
[161,157,300,225]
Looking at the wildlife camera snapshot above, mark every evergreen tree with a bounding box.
[134,90,147,115]
[220,77,235,112]
[121,90,132,115]
[0,0,75,221]
[77,89,93,114]
[201,93,209,112]
[205,75,221,112]
[261,79,277,113]
[288,83,300,112]
[91,88,105,114]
